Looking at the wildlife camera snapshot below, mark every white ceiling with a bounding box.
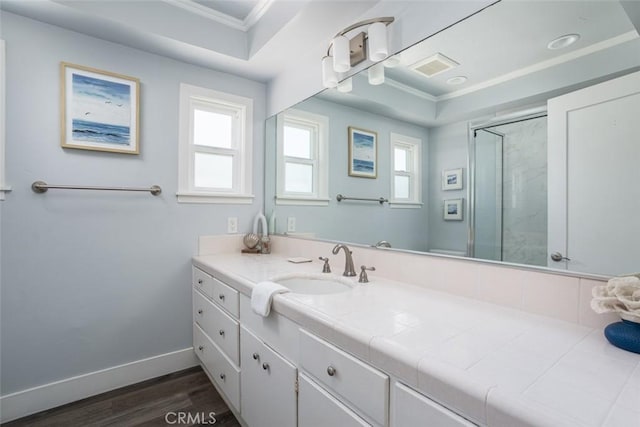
[316,0,640,127]
[1,0,638,112]
[192,0,262,21]
[0,0,380,82]
[385,0,637,98]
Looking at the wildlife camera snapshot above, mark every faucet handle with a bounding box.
[359,265,376,283]
[319,257,331,273]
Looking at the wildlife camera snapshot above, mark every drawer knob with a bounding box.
[219,373,226,381]
[327,366,336,377]
[262,362,270,371]
[197,309,203,315]
[198,345,204,351]
[219,294,225,301]
[252,353,259,360]
[219,329,225,336]
[198,279,203,285]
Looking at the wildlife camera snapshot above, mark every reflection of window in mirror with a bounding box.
[276,109,329,206]
[177,83,253,204]
[390,133,421,208]
[0,40,6,200]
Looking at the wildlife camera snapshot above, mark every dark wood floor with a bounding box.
[3,366,241,427]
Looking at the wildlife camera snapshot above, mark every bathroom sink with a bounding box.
[274,274,354,295]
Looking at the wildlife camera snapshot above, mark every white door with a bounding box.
[240,326,297,427]
[548,71,640,275]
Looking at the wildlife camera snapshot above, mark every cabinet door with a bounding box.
[393,382,475,427]
[240,326,297,427]
[299,373,371,427]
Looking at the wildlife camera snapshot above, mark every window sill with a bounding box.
[389,201,423,209]
[275,196,330,206]
[176,192,254,204]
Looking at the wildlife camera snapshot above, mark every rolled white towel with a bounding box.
[251,281,290,317]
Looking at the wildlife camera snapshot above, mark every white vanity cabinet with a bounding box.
[240,325,297,427]
[392,382,476,427]
[299,329,389,427]
[192,267,241,412]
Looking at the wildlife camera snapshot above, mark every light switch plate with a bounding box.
[227,217,238,234]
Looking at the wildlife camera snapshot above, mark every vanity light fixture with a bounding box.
[322,17,395,89]
[547,33,580,50]
[446,76,468,85]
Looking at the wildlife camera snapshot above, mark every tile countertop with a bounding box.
[193,254,640,427]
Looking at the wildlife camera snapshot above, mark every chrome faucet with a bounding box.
[375,240,391,248]
[332,244,356,277]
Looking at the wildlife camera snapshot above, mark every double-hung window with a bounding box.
[276,109,329,205]
[390,133,422,208]
[178,83,253,203]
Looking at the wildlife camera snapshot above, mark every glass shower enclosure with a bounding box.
[469,112,548,266]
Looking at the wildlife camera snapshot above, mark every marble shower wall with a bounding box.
[492,116,548,266]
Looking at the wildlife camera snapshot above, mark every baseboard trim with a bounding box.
[0,347,198,423]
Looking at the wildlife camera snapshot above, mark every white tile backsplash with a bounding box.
[260,235,612,328]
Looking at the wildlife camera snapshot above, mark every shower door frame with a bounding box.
[466,106,548,259]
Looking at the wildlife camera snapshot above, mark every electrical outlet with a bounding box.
[287,217,296,232]
[227,217,238,234]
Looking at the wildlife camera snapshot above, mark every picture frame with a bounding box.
[348,126,377,178]
[61,62,140,154]
[442,168,463,190]
[444,198,463,220]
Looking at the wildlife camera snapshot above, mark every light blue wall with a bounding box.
[427,121,469,254]
[0,12,266,394]
[265,97,430,252]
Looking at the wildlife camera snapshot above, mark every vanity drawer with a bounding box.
[193,267,214,299]
[193,289,240,366]
[211,277,239,318]
[299,373,371,427]
[193,267,239,318]
[393,382,475,427]
[194,323,240,411]
[299,329,389,426]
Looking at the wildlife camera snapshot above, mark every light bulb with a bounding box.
[332,35,351,73]
[322,56,338,88]
[337,77,352,93]
[368,22,388,62]
[368,62,384,85]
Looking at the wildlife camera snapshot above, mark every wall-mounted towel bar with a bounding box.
[31,181,162,196]
[336,194,388,205]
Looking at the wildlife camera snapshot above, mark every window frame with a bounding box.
[177,83,253,204]
[0,40,9,200]
[390,132,422,208]
[275,109,329,206]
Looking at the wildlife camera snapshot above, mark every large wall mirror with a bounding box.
[265,0,640,277]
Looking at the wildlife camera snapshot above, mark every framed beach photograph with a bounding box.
[348,126,377,178]
[444,198,463,220]
[61,62,140,154]
[442,168,463,190]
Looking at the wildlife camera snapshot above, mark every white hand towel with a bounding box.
[251,281,290,317]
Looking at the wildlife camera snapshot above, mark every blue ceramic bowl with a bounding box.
[604,319,640,354]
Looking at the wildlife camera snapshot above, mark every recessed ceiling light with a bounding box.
[547,34,580,50]
[446,76,467,85]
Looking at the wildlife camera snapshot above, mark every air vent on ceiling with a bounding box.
[409,53,459,78]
